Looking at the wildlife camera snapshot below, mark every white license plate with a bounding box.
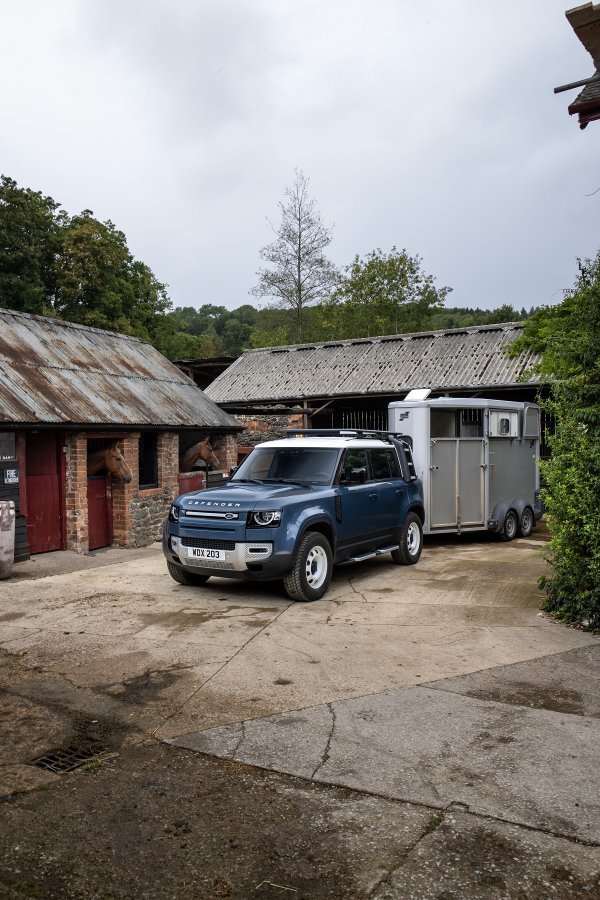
[187,547,225,561]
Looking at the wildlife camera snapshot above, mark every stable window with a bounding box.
[139,434,158,488]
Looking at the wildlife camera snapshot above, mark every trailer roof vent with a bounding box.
[405,388,431,401]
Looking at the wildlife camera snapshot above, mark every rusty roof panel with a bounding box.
[206,324,541,404]
[0,309,240,429]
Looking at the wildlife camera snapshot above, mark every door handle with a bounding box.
[369,492,378,500]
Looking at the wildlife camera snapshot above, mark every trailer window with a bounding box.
[523,407,540,438]
[431,410,457,437]
[459,409,483,437]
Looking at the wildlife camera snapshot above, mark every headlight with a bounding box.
[248,509,282,527]
[169,504,180,523]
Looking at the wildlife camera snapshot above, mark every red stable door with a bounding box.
[87,474,112,551]
[25,432,65,554]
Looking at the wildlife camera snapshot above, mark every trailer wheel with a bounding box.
[391,512,423,565]
[501,510,518,542]
[519,507,534,538]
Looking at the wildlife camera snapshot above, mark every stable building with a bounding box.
[0,309,241,561]
[205,322,543,443]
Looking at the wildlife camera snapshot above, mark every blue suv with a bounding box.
[164,431,424,602]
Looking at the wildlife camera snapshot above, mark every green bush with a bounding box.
[513,253,600,631]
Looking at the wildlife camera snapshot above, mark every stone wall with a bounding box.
[113,432,179,549]
[236,413,305,448]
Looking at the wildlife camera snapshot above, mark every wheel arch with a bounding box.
[299,517,335,552]
[490,499,528,534]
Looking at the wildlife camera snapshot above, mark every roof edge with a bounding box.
[237,322,525,355]
[0,306,152,347]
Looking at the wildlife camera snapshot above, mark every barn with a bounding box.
[0,309,241,561]
[205,322,543,443]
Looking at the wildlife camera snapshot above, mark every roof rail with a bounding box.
[285,428,405,441]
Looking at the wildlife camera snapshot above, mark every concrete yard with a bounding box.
[0,527,598,898]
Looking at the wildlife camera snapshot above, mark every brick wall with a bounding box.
[65,431,180,554]
[211,433,238,470]
[64,433,89,553]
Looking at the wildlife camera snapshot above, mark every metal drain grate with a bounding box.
[32,742,110,773]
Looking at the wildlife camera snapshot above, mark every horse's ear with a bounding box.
[201,436,209,444]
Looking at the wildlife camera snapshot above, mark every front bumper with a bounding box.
[169,534,273,572]
[163,528,296,581]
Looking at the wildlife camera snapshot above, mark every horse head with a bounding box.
[179,437,220,472]
[88,443,132,484]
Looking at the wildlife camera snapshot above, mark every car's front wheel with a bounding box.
[167,561,210,586]
[283,532,333,602]
[391,512,423,565]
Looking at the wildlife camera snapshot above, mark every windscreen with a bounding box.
[232,446,339,485]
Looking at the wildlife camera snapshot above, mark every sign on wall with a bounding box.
[0,433,16,462]
[3,469,19,485]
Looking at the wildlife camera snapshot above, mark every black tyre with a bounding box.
[167,561,210,586]
[519,507,534,538]
[500,509,518,542]
[391,512,423,565]
[283,532,332,602]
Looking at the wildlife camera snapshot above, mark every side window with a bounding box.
[139,433,158,488]
[339,448,368,484]
[369,449,398,480]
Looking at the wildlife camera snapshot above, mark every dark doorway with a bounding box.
[25,432,64,554]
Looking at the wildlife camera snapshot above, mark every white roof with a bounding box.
[255,435,391,451]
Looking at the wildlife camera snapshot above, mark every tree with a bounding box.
[54,212,169,337]
[320,247,451,340]
[0,175,64,314]
[251,169,338,342]
[511,254,600,630]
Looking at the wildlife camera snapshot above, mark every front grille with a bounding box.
[181,537,236,550]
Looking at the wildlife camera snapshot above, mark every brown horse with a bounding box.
[87,443,133,483]
[179,437,220,472]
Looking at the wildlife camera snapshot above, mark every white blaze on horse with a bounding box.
[87,443,133,484]
[179,437,220,472]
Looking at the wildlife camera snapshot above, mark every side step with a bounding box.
[338,545,399,566]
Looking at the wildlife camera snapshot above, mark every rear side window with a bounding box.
[339,448,369,484]
[369,449,400,480]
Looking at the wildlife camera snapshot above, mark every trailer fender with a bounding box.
[489,499,528,534]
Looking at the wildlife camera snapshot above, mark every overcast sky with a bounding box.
[1,0,597,314]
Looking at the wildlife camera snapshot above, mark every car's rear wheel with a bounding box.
[283,532,332,602]
[391,512,423,565]
[167,561,210,586]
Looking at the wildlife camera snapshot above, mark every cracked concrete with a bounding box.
[1,528,599,896]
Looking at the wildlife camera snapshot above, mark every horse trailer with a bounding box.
[388,394,542,539]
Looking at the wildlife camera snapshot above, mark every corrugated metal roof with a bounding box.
[205,324,541,405]
[0,308,241,429]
